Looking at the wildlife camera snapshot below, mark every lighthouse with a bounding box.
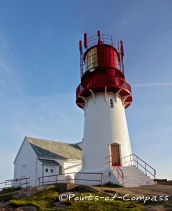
[76,31,132,168]
[76,30,132,168]
[75,31,155,186]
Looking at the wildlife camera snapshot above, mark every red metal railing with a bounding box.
[86,34,118,50]
[106,155,124,186]
[80,33,124,77]
[76,75,131,99]
[122,154,156,179]
[38,172,104,187]
[0,178,30,190]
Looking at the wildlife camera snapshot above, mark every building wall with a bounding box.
[63,160,82,174]
[39,164,58,185]
[36,160,43,186]
[50,159,82,183]
[37,160,81,184]
[14,138,38,187]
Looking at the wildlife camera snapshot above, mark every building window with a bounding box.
[50,169,54,173]
[21,165,27,176]
[45,168,48,172]
[109,98,114,107]
[59,166,62,175]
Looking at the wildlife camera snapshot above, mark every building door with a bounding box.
[111,144,120,166]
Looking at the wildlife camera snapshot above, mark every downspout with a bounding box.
[42,165,44,186]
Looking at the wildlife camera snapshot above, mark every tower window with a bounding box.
[109,98,114,107]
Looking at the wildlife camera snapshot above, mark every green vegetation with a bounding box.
[164,201,172,209]
[1,185,171,211]
[10,188,145,211]
[11,188,58,211]
[0,187,22,195]
[0,187,22,202]
[4,186,172,211]
[67,192,145,211]
[0,194,13,202]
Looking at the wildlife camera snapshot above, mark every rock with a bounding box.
[0,205,13,211]
[14,206,37,211]
[0,202,11,209]
[12,185,56,200]
[144,205,165,211]
[12,188,37,200]
[0,204,37,211]
[54,202,69,210]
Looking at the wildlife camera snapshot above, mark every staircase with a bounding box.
[106,154,156,187]
[112,165,155,187]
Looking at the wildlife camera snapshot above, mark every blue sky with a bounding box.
[0,0,172,182]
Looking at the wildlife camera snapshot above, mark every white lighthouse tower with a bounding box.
[75,31,155,186]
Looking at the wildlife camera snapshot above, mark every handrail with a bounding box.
[105,155,124,186]
[113,166,124,187]
[84,34,118,51]
[76,75,132,99]
[38,172,103,188]
[122,154,156,179]
[0,177,30,190]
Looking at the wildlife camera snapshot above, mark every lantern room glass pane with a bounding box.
[85,47,98,71]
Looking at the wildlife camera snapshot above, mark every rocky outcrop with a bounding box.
[0,202,11,209]
[12,185,56,200]
[14,206,37,211]
[0,205,37,211]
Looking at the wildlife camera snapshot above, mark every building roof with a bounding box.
[38,159,60,166]
[26,137,82,160]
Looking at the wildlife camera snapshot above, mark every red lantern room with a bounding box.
[76,31,132,109]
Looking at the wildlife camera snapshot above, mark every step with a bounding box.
[111,165,154,187]
[123,176,151,179]
[113,173,151,179]
[117,178,153,183]
[113,172,148,177]
[123,181,153,185]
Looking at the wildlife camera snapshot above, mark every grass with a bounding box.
[0,187,22,202]
[164,201,172,209]
[66,192,145,211]
[2,185,171,211]
[142,200,172,211]
[11,187,59,211]
[0,194,13,202]
[10,188,145,211]
[0,187,22,195]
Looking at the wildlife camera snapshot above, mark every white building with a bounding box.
[13,137,82,186]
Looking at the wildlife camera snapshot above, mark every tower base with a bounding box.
[74,168,110,186]
[74,165,154,187]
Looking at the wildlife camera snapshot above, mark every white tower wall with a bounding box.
[81,92,132,172]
